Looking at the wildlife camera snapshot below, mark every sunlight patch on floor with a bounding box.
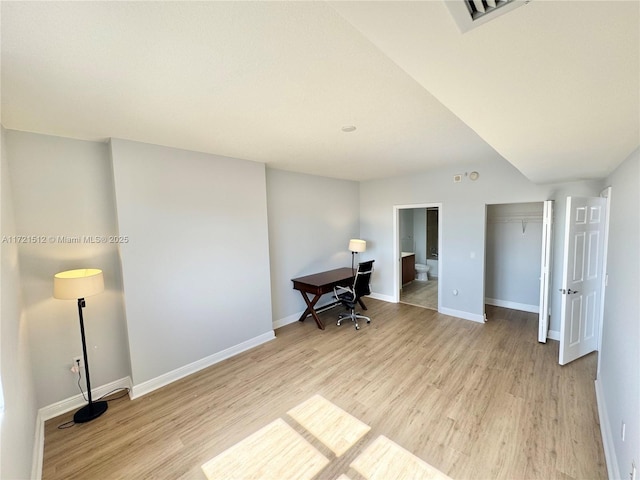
[287,394,371,457]
[202,395,450,480]
[201,418,329,480]
[351,435,451,480]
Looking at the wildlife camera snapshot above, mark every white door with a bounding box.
[538,200,553,343]
[559,196,607,365]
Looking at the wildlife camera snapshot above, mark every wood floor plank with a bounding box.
[42,301,607,480]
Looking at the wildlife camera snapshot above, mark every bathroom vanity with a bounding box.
[401,252,415,285]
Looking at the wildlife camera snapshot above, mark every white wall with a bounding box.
[5,131,130,408]
[396,207,427,262]
[399,208,413,252]
[485,202,543,311]
[598,148,639,479]
[413,209,427,263]
[266,168,360,324]
[111,139,273,386]
[360,155,602,328]
[1,127,39,480]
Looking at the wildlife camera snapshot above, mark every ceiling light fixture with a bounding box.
[341,125,356,133]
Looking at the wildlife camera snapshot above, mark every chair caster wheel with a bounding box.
[366,320,371,324]
[355,326,360,330]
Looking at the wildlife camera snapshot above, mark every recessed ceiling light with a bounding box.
[341,125,356,133]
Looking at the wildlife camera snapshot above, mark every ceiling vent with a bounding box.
[464,0,516,21]
[445,0,528,33]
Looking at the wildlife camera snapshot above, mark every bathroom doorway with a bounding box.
[393,203,442,311]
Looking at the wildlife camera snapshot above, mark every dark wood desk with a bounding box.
[292,267,367,330]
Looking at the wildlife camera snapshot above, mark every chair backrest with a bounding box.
[353,260,374,298]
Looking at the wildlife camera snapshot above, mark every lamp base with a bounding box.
[73,400,108,423]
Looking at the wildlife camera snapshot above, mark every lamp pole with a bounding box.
[73,297,108,423]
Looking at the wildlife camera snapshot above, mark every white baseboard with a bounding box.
[272,300,339,330]
[130,331,275,399]
[485,298,539,314]
[273,311,302,330]
[595,379,619,480]
[38,376,133,422]
[32,376,133,480]
[438,307,485,323]
[547,329,560,341]
[368,292,395,303]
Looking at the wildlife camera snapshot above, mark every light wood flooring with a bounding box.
[401,278,438,310]
[42,301,606,480]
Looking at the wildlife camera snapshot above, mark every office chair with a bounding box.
[334,260,374,330]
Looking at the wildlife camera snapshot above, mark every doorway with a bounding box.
[394,204,442,311]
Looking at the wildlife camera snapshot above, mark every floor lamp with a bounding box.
[349,239,366,274]
[53,268,108,423]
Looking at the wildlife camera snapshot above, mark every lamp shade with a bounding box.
[53,269,104,300]
[348,239,366,253]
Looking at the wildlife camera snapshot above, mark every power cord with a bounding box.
[77,364,87,403]
[56,359,130,429]
[97,388,130,402]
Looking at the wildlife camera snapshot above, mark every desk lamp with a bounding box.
[53,268,107,423]
[348,239,366,274]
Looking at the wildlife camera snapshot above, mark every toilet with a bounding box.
[415,263,430,281]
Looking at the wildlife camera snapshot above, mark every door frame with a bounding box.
[392,203,443,308]
[596,187,612,375]
[538,200,554,342]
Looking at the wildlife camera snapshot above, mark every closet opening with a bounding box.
[484,202,549,332]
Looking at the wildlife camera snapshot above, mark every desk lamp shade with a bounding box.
[348,239,366,253]
[53,268,107,423]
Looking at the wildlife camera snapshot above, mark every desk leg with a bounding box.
[357,298,367,310]
[297,292,325,330]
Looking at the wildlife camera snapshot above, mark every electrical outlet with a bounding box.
[72,356,84,370]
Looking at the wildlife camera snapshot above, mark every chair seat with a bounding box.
[336,291,356,307]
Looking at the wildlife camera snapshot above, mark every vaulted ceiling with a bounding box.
[2,1,638,183]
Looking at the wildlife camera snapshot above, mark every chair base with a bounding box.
[337,311,371,330]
